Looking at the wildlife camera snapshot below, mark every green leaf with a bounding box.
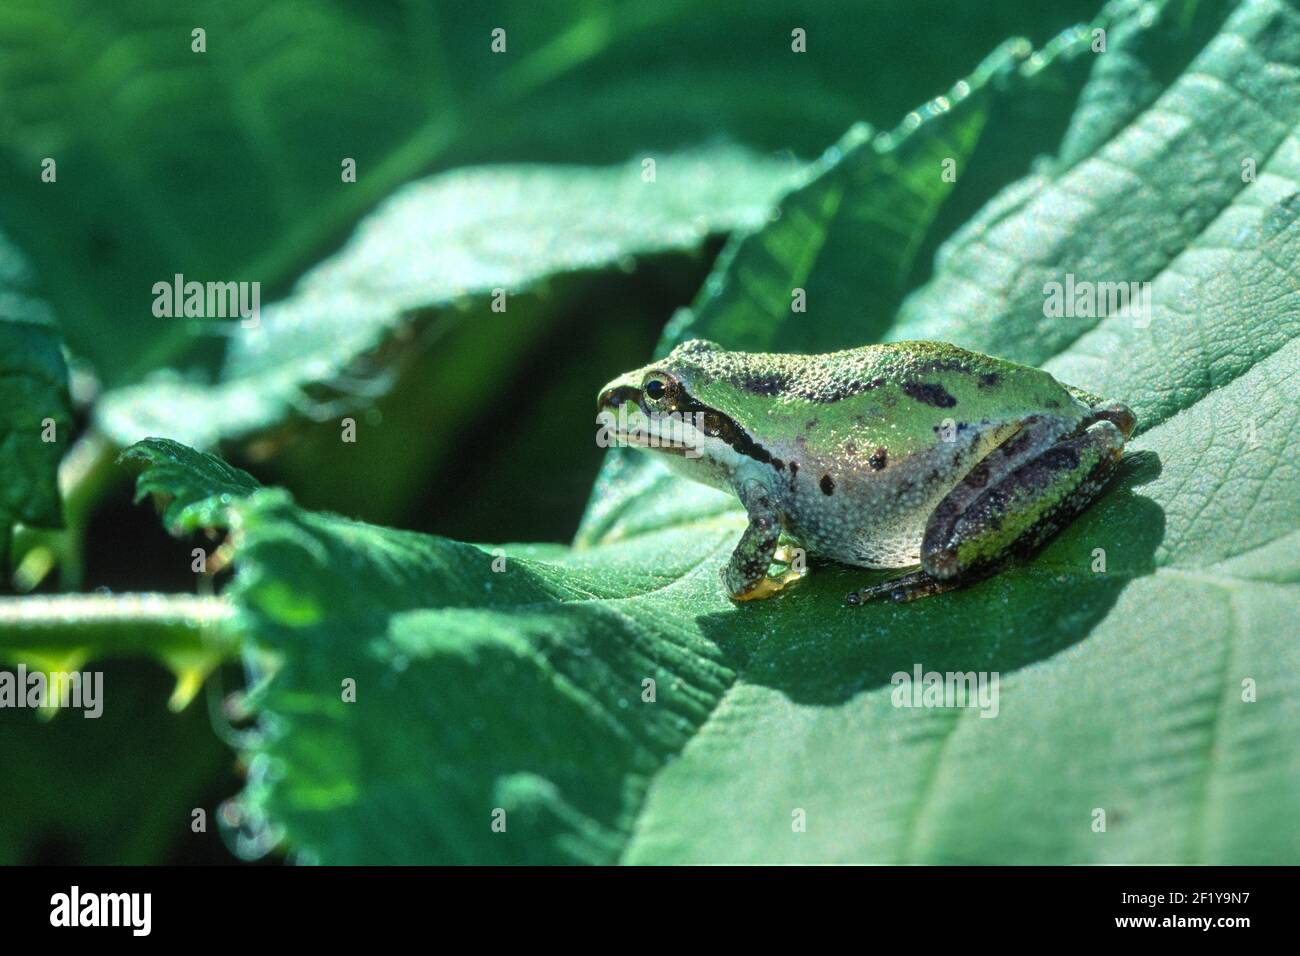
[4,444,243,712]
[88,0,1300,863]
[0,230,71,548]
[0,593,237,711]
[887,0,1300,374]
[660,41,1021,356]
[96,148,801,450]
[609,0,1300,863]
[118,438,260,534]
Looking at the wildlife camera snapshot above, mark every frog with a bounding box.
[596,339,1136,605]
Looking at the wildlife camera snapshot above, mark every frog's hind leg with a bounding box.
[846,415,1065,605]
[923,419,1126,583]
[846,415,1128,605]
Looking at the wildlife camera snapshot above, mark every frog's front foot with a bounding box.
[730,567,804,602]
[771,542,805,567]
[722,529,805,602]
[724,478,806,603]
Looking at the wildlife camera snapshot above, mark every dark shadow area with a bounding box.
[0,660,248,865]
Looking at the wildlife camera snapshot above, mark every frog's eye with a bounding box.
[643,377,667,401]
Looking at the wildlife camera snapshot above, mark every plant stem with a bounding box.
[0,592,230,624]
[0,592,240,712]
[0,592,238,657]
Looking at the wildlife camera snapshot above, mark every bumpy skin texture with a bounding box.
[597,340,1134,603]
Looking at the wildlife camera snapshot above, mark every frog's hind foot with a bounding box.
[1081,400,1137,438]
[846,561,1007,606]
[846,569,957,605]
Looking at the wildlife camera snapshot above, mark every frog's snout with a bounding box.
[596,383,641,412]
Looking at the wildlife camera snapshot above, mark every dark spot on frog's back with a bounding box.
[978,372,1001,388]
[902,381,957,408]
[739,371,791,396]
[820,474,835,495]
[868,447,887,470]
[820,376,885,403]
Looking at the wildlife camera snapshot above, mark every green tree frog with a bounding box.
[596,340,1135,605]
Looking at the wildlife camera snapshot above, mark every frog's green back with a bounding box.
[666,340,1090,461]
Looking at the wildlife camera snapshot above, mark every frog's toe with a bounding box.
[1085,400,1137,438]
[731,567,804,602]
[847,568,954,605]
[770,542,807,567]
[771,543,795,565]
[845,579,900,605]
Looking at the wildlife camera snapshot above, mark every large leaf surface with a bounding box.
[114,0,1300,864]
[96,148,801,449]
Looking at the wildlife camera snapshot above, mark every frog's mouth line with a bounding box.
[607,413,705,458]
[607,431,690,457]
[673,396,786,472]
[597,402,705,458]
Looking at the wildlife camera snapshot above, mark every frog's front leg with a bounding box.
[724,476,802,602]
[848,415,1131,605]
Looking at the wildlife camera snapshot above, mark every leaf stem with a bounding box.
[0,592,230,627]
[0,592,237,658]
[0,592,240,711]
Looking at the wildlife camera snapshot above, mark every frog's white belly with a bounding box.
[783,480,942,567]
[777,435,989,568]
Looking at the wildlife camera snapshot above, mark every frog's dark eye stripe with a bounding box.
[674,394,786,472]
